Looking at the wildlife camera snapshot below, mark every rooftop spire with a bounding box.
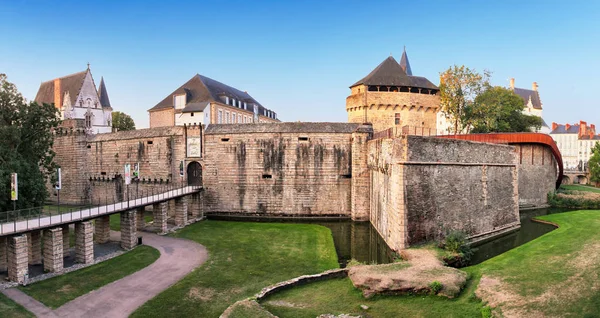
[400,47,412,76]
[98,77,111,108]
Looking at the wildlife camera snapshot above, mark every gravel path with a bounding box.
[2,231,208,318]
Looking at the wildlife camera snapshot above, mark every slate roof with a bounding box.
[513,87,542,110]
[205,122,364,135]
[149,74,276,117]
[551,124,580,134]
[34,70,88,106]
[98,77,111,108]
[579,134,600,140]
[350,56,437,90]
[182,102,209,113]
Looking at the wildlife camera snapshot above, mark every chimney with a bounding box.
[580,121,587,137]
[53,79,62,109]
[510,78,515,89]
[552,122,558,131]
[592,124,596,134]
[566,124,571,131]
[532,82,538,91]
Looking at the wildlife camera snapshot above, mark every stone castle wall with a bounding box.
[368,136,520,250]
[201,123,370,216]
[514,144,558,207]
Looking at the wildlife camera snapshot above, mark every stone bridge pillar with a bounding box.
[153,202,168,234]
[189,193,202,220]
[75,221,94,264]
[136,207,145,230]
[0,237,7,272]
[121,210,137,250]
[95,215,111,244]
[7,234,28,283]
[28,230,42,265]
[43,228,63,272]
[174,197,188,226]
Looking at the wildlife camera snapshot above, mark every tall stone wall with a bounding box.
[202,123,371,216]
[514,144,558,207]
[50,125,190,205]
[368,136,520,251]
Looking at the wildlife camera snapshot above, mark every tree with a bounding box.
[588,143,600,185]
[112,111,135,131]
[467,86,543,133]
[439,65,490,134]
[0,74,60,211]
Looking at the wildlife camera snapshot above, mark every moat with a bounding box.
[209,207,576,267]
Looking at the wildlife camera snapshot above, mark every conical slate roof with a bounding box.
[400,48,412,75]
[350,55,437,90]
[98,77,111,108]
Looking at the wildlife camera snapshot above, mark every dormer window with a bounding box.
[244,102,247,110]
[174,94,186,109]
[231,98,236,107]
[224,96,229,105]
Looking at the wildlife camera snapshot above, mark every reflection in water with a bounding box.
[317,221,393,267]
[470,207,575,265]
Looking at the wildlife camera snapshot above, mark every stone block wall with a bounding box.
[514,144,558,207]
[202,123,370,217]
[368,135,520,251]
[149,108,175,128]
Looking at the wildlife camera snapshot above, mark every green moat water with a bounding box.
[207,208,576,267]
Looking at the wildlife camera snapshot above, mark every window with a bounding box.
[218,110,223,124]
[231,99,235,107]
[244,102,247,110]
[174,94,186,109]
[226,111,230,123]
[232,113,236,123]
[85,113,92,128]
[238,113,242,123]
[191,112,194,117]
[224,96,229,105]
[395,113,401,125]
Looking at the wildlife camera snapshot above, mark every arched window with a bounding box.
[85,113,92,128]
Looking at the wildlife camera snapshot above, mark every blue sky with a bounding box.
[1,0,598,128]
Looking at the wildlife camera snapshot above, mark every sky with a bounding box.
[1,0,599,129]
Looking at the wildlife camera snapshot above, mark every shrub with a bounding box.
[481,306,492,318]
[440,230,474,267]
[429,281,443,294]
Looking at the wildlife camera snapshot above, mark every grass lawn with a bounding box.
[561,184,600,193]
[109,211,153,231]
[0,293,33,318]
[131,220,339,318]
[261,210,600,317]
[18,245,160,309]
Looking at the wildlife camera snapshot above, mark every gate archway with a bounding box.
[187,161,202,186]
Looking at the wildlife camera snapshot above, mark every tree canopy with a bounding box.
[467,86,543,133]
[589,143,600,184]
[0,74,60,211]
[112,111,135,131]
[439,65,490,134]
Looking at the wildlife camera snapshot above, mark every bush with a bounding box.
[481,306,492,318]
[429,281,443,295]
[440,230,474,267]
[548,191,600,209]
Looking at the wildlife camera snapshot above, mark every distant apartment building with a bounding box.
[34,66,113,134]
[550,121,600,170]
[148,74,279,128]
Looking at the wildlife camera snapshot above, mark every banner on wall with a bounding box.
[124,163,131,185]
[55,168,62,190]
[133,163,140,179]
[179,160,184,177]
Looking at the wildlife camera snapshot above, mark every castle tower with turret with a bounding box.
[346,49,440,134]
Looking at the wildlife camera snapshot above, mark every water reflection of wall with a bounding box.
[319,221,393,266]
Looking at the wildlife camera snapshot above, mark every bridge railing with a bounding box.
[0,182,201,235]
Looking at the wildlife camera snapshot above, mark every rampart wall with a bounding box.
[367,136,520,250]
[514,144,558,207]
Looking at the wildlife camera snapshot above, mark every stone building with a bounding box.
[550,121,600,170]
[148,74,279,128]
[34,66,113,134]
[510,78,551,134]
[346,49,440,134]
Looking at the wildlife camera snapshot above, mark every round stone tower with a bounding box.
[346,49,441,134]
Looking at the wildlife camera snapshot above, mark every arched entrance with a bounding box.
[576,175,588,184]
[187,161,202,186]
[561,175,572,185]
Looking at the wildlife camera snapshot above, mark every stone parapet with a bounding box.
[120,210,138,250]
[153,202,168,234]
[75,221,94,264]
[174,196,188,226]
[8,234,28,283]
[95,215,111,244]
[43,228,64,272]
